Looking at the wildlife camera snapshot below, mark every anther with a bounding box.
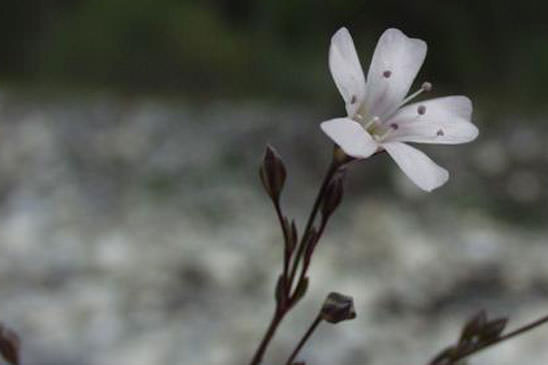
[421,82,432,92]
[382,70,392,78]
[355,113,364,121]
[417,105,426,115]
[350,95,357,104]
[436,129,444,136]
[390,123,399,130]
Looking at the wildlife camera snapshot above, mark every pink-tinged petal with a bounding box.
[364,28,427,119]
[329,27,366,117]
[321,118,378,159]
[383,142,449,191]
[385,96,478,144]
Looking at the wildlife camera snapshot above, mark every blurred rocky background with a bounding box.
[1,1,548,364]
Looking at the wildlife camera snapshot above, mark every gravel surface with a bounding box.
[0,89,547,365]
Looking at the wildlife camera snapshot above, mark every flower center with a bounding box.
[353,81,432,142]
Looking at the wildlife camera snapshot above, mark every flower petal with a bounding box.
[385,96,478,144]
[329,27,366,117]
[363,28,427,119]
[320,118,378,159]
[382,142,449,191]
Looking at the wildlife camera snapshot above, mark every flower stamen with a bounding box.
[363,116,380,129]
[399,81,433,107]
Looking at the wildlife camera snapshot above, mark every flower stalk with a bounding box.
[285,314,323,365]
[248,146,349,365]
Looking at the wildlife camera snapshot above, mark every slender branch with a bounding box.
[446,313,548,364]
[248,307,284,365]
[285,315,323,365]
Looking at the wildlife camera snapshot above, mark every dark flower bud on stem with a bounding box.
[320,292,357,324]
[303,227,319,266]
[459,310,487,345]
[321,168,345,220]
[481,317,507,342]
[291,277,309,306]
[259,145,287,204]
[275,274,288,308]
[286,219,298,254]
[0,323,20,365]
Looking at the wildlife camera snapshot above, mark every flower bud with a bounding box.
[275,274,287,308]
[0,323,20,365]
[480,318,507,343]
[459,310,487,345]
[259,145,287,203]
[291,277,309,306]
[303,227,319,265]
[320,292,356,324]
[321,169,345,219]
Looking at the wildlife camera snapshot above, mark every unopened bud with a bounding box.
[321,169,345,219]
[259,145,287,203]
[291,277,309,306]
[480,318,507,342]
[303,227,319,265]
[320,292,356,324]
[459,310,487,345]
[0,323,20,365]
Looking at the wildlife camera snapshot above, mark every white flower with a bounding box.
[321,27,479,191]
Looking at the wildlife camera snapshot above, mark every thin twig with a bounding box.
[285,315,323,365]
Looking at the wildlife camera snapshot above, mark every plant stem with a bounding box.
[248,307,285,365]
[285,315,323,365]
[248,156,341,365]
[449,313,548,364]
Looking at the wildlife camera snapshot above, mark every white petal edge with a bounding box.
[320,118,378,159]
[329,27,366,117]
[385,96,478,144]
[364,28,427,119]
[383,142,449,191]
